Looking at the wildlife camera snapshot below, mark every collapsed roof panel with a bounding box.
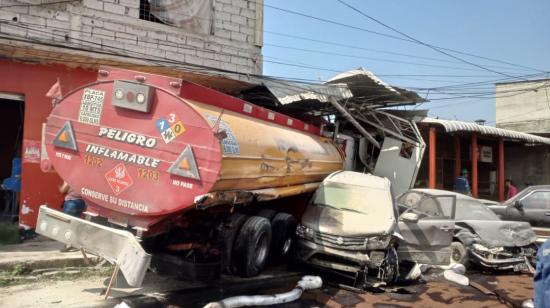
[326,68,426,107]
[246,68,426,117]
[260,79,353,105]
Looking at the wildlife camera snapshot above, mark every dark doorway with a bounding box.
[0,96,24,222]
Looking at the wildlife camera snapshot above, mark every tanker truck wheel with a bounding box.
[233,216,272,277]
[270,213,297,263]
[257,209,277,220]
[221,213,249,274]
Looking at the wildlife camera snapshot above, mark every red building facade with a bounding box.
[0,60,96,229]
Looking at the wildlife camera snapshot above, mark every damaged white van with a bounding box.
[295,171,456,286]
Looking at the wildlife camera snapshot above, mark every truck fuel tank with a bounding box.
[44,68,343,228]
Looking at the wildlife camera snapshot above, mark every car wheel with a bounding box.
[450,241,468,266]
[221,213,249,274]
[381,246,399,284]
[233,216,272,277]
[270,213,297,262]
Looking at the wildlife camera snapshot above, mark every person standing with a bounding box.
[534,237,550,307]
[59,181,85,252]
[60,181,86,217]
[506,179,518,199]
[454,169,471,196]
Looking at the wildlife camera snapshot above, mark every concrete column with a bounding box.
[429,127,436,189]
[471,133,478,198]
[498,139,505,202]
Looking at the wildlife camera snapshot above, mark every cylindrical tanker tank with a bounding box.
[43,69,343,229]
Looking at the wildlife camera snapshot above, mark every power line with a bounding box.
[5,0,543,76]
[0,0,78,8]
[334,0,528,80]
[0,22,400,106]
[486,106,550,125]
[426,97,491,110]
[425,84,546,101]
[264,30,533,73]
[265,3,545,74]
[2,21,548,111]
[265,43,526,74]
[413,72,549,91]
[4,20,515,90]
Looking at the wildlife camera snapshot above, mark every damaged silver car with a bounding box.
[295,171,455,286]
[397,189,537,272]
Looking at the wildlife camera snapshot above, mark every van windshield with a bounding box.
[313,182,394,217]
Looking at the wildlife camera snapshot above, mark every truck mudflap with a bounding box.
[36,205,151,287]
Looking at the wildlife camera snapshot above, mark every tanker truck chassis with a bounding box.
[36,67,344,288]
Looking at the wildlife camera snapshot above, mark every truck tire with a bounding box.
[450,241,468,266]
[257,209,277,220]
[233,216,272,277]
[221,213,249,274]
[270,212,297,262]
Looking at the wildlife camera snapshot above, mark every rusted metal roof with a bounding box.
[420,117,550,145]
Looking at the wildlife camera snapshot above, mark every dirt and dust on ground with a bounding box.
[0,239,536,308]
[0,265,535,308]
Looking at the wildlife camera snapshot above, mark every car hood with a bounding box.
[301,205,396,237]
[460,220,536,248]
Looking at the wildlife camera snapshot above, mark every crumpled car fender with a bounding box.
[453,224,479,246]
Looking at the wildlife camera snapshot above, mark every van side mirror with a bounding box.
[401,212,419,223]
[514,200,523,209]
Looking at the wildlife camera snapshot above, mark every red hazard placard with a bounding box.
[105,163,134,195]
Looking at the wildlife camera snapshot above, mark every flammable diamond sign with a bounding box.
[105,163,134,195]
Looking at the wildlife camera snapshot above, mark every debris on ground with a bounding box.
[202,275,323,308]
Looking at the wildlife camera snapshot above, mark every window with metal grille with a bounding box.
[138,0,214,35]
[139,0,165,24]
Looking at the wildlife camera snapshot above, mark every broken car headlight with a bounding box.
[365,235,391,250]
[472,243,489,252]
[472,243,511,257]
[296,224,315,240]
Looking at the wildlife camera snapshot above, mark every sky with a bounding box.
[262,0,550,124]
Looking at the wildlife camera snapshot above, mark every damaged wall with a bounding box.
[0,0,263,78]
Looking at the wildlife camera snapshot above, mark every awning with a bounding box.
[420,117,550,145]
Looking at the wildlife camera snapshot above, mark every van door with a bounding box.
[374,137,424,196]
[396,192,456,265]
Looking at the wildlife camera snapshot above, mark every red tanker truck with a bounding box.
[35,68,345,287]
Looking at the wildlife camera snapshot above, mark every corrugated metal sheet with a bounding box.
[326,67,426,106]
[261,79,352,105]
[420,117,550,145]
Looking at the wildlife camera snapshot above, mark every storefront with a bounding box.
[415,118,550,201]
[0,60,97,229]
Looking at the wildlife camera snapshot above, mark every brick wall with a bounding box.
[0,0,263,78]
